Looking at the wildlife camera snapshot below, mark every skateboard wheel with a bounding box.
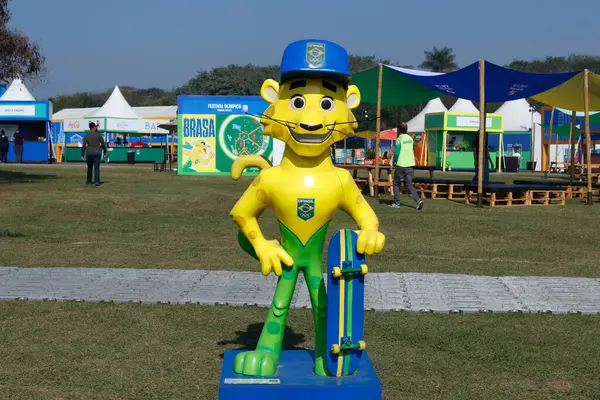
[360,264,368,275]
[358,340,366,350]
[332,267,342,278]
[331,344,341,354]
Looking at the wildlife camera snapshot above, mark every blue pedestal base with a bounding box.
[219,350,382,399]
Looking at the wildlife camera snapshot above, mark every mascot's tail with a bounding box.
[231,155,273,260]
[230,155,272,180]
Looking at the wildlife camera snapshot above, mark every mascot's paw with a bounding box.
[356,229,385,255]
[233,350,278,376]
[313,356,328,377]
[254,239,294,276]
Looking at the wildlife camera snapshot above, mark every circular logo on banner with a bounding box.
[218,115,270,161]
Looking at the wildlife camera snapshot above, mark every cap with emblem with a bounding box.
[279,39,351,84]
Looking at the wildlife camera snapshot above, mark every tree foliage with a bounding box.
[419,46,458,72]
[0,0,44,83]
[505,54,600,74]
[51,47,600,131]
[51,86,176,112]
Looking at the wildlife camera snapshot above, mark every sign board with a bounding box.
[455,116,492,128]
[177,95,273,176]
[64,117,106,132]
[0,101,50,120]
[64,117,170,134]
[425,112,504,133]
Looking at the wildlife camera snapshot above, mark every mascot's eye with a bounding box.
[320,97,334,111]
[290,95,305,110]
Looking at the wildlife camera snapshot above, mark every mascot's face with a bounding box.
[260,78,360,158]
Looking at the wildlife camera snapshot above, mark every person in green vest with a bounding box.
[391,122,423,210]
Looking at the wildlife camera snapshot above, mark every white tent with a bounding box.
[63,86,150,134]
[86,86,141,119]
[407,98,447,133]
[496,98,541,132]
[449,98,478,113]
[495,98,542,171]
[0,78,36,101]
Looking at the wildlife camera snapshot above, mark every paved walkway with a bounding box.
[1,267,599,314]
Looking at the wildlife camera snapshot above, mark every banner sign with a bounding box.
[0,101,50,120]
[64,117,170,133]
[177,95,273,175]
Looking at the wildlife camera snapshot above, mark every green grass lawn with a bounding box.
[0,301,598,400]
[1,165,599,277]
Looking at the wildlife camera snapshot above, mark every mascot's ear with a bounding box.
[261,79,280,104]
[346,85,360,110]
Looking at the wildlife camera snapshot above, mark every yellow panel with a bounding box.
[532,71,600,111]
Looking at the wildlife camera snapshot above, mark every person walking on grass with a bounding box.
[81,122,107,186]
[0,130,8,163]
[13,129,24,163]
[391,122,423,210]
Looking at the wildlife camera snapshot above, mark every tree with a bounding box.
[506,54,600,74]
[419,46,458,72]
[0,0,45,82]
[178,64,279,96]
[51,86,176,112]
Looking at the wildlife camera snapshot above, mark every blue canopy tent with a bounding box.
[0,79,53,163]
[352,61,580,205]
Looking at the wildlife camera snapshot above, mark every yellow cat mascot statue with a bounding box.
[229,39,385,377]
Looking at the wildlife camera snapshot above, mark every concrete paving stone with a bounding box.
[1,267,599,314]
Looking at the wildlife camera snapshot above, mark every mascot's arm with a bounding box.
[230,173,293,276]
[230,155,272,180]
[336,169,385,255]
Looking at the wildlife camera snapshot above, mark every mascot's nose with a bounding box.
[299,123,323,131]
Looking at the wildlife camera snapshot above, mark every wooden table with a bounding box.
[337,164,393,196]
[413,166,437,179]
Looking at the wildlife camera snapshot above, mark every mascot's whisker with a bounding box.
[326,116,379,127]
[247,112,297,128]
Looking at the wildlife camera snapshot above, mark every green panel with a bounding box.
[177,113,183,172]
[215,114,273,174]
[446,114,503,131]
[445,151,476,169]
[425,113,445,131]
[351,66,442,107]
[106,147,165,162]
[64,147,164,163]
[538,123,579,139]
[427,131,444,167]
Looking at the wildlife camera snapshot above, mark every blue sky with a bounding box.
[10,0,600,99]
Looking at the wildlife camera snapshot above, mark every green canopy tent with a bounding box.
[351,65,441,195]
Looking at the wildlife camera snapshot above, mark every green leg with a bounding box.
[303,264,329,376]
[233,264,299,376]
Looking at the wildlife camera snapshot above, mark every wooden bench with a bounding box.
[464,184,566,207]
[411,178,473,200]
[513,179,600,200]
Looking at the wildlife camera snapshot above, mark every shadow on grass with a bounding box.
[0,170,57,185]
[217,322,307,359]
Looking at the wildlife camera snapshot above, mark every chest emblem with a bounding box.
[297,198,315,221]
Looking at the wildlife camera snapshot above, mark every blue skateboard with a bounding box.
[326,229,367,377]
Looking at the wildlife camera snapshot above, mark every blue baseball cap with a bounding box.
[279,39,351,84]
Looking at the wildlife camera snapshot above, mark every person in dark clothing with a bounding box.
[330,143,336,163]
[13,129,24,163]
[0,130,8,163]
[472,133,494,181]
[472,135,494,169]
[81,122,107,186]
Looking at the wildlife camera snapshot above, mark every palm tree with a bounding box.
[419,47,458,72]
